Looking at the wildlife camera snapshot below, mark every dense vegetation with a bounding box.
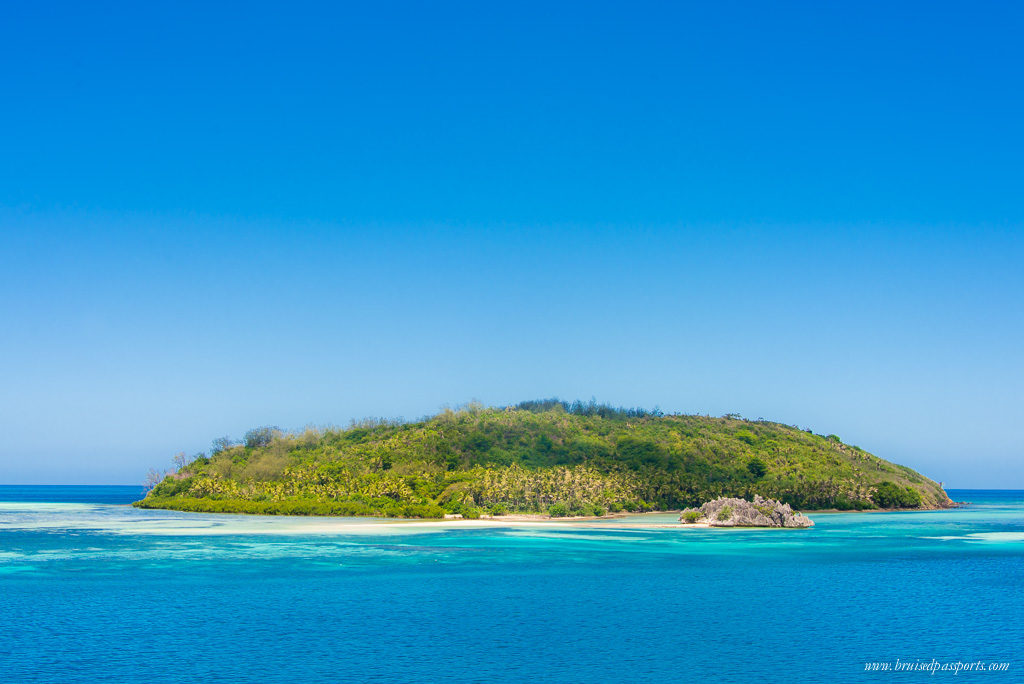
[136,400,951,518]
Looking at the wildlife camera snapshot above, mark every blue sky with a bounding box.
[1,1,1021,486]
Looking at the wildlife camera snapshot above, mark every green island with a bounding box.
[136,399,951,518]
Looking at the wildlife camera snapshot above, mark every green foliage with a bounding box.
[832,496,876,511]
[747,457,767,479]
[616,435,667,467]
[517,398,662,419]
[150,476,192,498]
[872,481,923,508]
[735,429,757,445]
[135,496,444,518]
[136,400,947,517]
[548,502,569,517]
[681,510,700,524]
[717,505,734,521]
[241,452,288,481]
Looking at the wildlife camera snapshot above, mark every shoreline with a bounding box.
[131,502,956,520]
[4,500,965,537]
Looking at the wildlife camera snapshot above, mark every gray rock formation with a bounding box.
[679,495,814,528]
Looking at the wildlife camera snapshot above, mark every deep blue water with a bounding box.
[1,488,1021,683]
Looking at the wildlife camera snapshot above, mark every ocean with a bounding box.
[0,486,1020,682]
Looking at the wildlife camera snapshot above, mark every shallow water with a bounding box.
[0,487,1021,682]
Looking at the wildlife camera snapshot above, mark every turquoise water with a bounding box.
[1,487,1021,682]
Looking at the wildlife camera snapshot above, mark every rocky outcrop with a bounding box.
[680,495,814,528]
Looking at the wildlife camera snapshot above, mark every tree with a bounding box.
[244,426,279,449]
[211,436,235,454]
[171,452,189,471]
[736,429,757,445]
[747,457,767,479]
[144,468,165,491]
[872,482,922,508]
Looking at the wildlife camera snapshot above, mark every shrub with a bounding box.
[872,482,923,508]
[151,477,192,498]
[608,502,623,513]
[681,510,700,524]
[616,436,668,468]
[747,457,767,479]
[735,429,757,445]
[489,503,509,516]
[592,506,607,517]
[902,487,923,507]
[833,497,876,511]
[398,503,445,519]
[717,505,734,521]
[241,453,288,481]
[548,502,569,518]
[418,504,446,519]
[244,426,278,449]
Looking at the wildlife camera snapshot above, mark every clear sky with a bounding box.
[1,1,1021,487]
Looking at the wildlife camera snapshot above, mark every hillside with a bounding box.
[136,400,952,517]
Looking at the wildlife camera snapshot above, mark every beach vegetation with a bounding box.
[548,502,569,517]
[872,481,923,508]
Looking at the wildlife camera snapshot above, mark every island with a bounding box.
[136,399,952,518]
